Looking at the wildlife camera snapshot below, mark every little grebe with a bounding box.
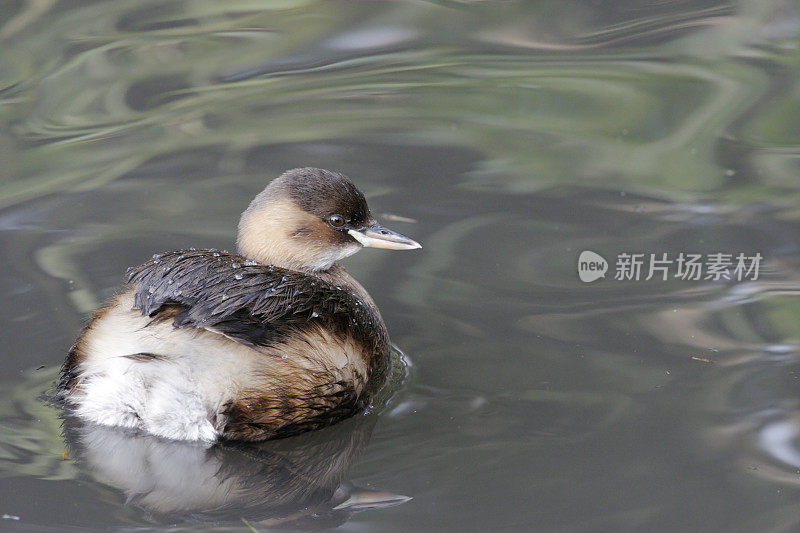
[58,168,420,442]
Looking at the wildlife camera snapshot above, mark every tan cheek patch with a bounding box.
[237,199,336,270]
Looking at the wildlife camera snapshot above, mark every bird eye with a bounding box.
[328,214,345,228]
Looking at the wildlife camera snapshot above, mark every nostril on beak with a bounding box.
[381,230,389,235]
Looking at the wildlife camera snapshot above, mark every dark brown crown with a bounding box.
[275,168,371,228]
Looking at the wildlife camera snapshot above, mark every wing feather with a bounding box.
[126,250,383,350]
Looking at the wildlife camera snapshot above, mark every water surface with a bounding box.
[3,0,800,531]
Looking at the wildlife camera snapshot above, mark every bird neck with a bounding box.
[236,235,338,273]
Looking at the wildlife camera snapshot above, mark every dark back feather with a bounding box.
[126,250,390,370]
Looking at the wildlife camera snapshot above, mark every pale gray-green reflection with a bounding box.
[1,0,800,210]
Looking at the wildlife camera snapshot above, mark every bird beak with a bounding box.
[348,221,421,250]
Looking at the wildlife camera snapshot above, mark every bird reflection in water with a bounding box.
[61,410,410,529]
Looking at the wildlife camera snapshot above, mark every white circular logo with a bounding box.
[578,251,608,282]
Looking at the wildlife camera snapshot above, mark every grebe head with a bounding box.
[237,168,421,272]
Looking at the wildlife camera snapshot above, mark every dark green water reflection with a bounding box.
[3,0,800,531]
